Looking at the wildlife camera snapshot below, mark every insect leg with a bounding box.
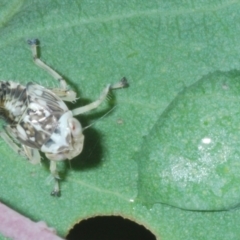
[0,130,26,157]
[22,145,41,165]
[27,39,77,102]
[1,127,41,165]
[72,77,128,116]
[49,160,61,197]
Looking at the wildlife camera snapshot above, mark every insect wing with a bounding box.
[15,83,68,149]
[26,83,68,112]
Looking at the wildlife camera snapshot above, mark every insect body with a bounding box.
[1,39,128,196]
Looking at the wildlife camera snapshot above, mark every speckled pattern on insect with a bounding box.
[0,39,128,196]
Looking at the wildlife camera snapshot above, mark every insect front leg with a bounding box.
[72,77,128,116]
[0,130,26,158]
[22,145,41,165]
[1,127,41,164]
[49,160,60,197]
[27,39,77,102]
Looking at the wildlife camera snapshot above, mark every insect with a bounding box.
[0,39,128,196]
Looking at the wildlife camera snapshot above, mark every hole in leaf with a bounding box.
[66,216,156,240]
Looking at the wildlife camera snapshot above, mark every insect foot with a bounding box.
[0,39,128,197]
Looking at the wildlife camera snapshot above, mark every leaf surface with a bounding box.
[0,1,240,239]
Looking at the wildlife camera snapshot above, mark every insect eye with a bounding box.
[68,118,82,137]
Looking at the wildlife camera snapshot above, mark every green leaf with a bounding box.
[1,0,240,239]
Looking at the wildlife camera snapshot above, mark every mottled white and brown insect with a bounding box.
[0,39,128,196]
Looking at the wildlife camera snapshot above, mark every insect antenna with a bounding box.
[82,106,117,132]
